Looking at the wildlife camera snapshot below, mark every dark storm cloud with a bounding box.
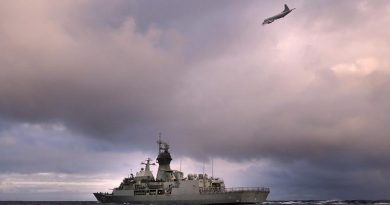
[241,160,390,199]
[0,0,186,142]
[0,0,271,145]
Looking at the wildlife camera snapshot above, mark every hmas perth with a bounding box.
[94,137,270,204]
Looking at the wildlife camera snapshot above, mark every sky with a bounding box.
[0,0,390,201]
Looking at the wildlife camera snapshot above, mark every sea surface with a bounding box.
[0,201,390,205]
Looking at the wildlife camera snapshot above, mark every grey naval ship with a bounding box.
[94,138,270,204]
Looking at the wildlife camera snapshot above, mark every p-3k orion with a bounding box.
[262,4,295,25]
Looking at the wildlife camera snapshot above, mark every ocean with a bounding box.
[0,201,390,205]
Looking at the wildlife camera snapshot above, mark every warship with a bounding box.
[94,137,270,204]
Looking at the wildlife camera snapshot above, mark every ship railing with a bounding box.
[200,187,270,194]
[224,187,270,192]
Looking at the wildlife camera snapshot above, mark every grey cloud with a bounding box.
[243,160,390,200]
[0,123,156,174]
[0,1,184,141]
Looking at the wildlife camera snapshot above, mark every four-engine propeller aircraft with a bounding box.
[262,4,295,25]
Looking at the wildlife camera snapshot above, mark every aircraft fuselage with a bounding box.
[262,5,295,25]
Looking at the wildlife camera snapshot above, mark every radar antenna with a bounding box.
[157,132,169,153]
[141,158,156,171]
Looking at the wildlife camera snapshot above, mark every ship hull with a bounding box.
[94,190,269,204]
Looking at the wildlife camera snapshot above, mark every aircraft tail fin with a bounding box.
[284,4,290,12]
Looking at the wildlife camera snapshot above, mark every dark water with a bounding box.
[0,201,389,205]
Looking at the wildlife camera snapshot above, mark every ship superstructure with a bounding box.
[94,137,270,204]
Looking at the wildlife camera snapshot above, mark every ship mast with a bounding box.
[211,159,214,179]
[156,133,172,181]
[141,158,155,172]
